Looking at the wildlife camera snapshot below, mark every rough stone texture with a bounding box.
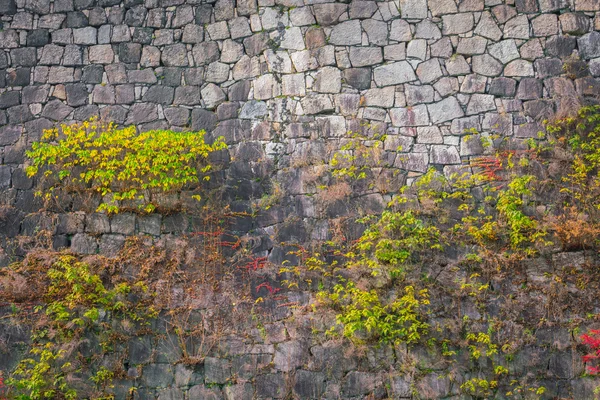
[373,62,416,86]
[1,0,600,397]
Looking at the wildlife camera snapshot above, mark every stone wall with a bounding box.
[1,0,600,255]
[1,0,600,398]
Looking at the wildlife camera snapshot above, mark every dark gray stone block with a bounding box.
[126,103,158,125]
[82,65,104,83]
[7,105,34,125]
[27,30,50,47]
[228,80,251,101]
[488,77,517,97]
[164,107,189,126]
[344,68,372,90]
[204,357,231,384]
[66,83,89,107]
[159,68,183,87]
[0,124,20,146]
[191,109,217,132]
[142,364,174,388]
[11,48,37,68]
[10,168,32,190]
[0,0,17,14]
[66,11,89,28]
[74,0,95,10]
[100,105,128,124]
[579,32,600,59]
[546,35,576,58]
[41,100,74,121]
[143,85,175,105]
[110,213,136,235]
[125,6,148,27]
[516,78,542,100]
[6,68,31,87]
[0,91,21,110]
[74,105,100,121]
[133,28,153,44]
[195,5,213,25]
[294,370,327,399]
[343,371,377,397]
[119,43,142,63]
[534,58,563,78]
[174,86,201,105]
[54,0,74,12]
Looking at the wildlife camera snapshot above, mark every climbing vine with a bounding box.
[282,105,600,397]
[26,117,226,214]
[3,253,158,399]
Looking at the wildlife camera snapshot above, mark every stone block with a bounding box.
[314,67,341,93]
[204,357,231,384]
[71,233,97,255]
[110,213,136,235]
[349,47,383,67]
[89,45,114,64]
[504,59,534,76]
[466,93,496,114]
[363,18,390,44]
[560,13,590,35]
[73,27,97,45]
[329,20,362,45]
[390,105,430,126]
[532,13,558,36]
[0,0,17,14]
[255,373,285,398]
[138,214,162,236]
[373,61,416,86]
[416,58,443,83]
[579,32,600,59]
[474,11,503,41]
[66,83,89,107]
[66,11,89,28]
[118,43,142,63]
[99,234,125,256]
[126,103,158,125]
[294,370,326,399]
[207,21,230,41]
[41,100,73,120]
[11,48,37,67]
[142,364,173,388]
[313,3,347,26]
[343,371,377,397]
[143,86,174,105]
[390,19,412,42]
[428,96,464,124]
[201,84,226,109]
[489,77,517,96]
[456,36,488,55]
[344,68,372,90]
[173,86,201,106]
[442,13,474,35]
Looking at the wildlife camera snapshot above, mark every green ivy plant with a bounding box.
[6,255,157,400]
[26,117,226,214]
[322,280,429,345]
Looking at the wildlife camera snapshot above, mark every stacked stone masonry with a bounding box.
[1,0,600,222]
[1,0,600,398]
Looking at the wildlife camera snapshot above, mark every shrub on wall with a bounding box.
[26,117,226,214]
